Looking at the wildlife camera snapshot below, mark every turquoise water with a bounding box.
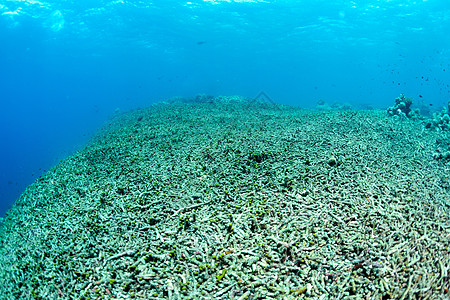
[0,0,449,216]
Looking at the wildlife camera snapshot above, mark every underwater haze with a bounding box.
[1,0,450,217]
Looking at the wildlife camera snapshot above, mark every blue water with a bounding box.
[0,0,449,217]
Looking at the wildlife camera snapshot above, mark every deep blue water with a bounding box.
[1,0,449,217]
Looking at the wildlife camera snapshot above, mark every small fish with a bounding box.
[419,95,423,98]
[197,41,206,45]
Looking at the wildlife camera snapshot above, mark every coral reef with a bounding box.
[387,94,450,133]
[387,94,420,120]
[1,98,449,299]
[433,151,450,160]
[424,106,450,131]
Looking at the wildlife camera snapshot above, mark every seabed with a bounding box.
[0,96,449,299]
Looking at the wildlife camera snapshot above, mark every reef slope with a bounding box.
[0,96,449,299]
